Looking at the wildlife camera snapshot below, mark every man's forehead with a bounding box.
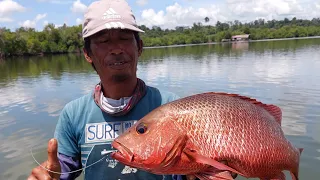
[93,29,134,37]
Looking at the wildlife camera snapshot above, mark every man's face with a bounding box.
[85,29,142,83]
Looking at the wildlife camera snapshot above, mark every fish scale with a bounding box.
[112,92,303,180]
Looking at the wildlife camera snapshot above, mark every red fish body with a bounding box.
[111,92,303,180]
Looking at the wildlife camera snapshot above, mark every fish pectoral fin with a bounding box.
[195,170,235,180]
[183,148,244,177]
[160,135,189,169]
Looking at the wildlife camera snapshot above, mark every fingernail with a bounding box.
[96,84,101,89]
[49,139,55,145]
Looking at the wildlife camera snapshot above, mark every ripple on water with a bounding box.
[0,128,47,162]
[0,114,16,130]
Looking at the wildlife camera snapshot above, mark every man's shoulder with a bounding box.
[61,92,94,114]
[146,85,180,104]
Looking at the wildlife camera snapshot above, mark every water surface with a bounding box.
[0,38,319,179]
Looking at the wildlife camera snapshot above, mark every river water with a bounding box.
[0,38,319,179]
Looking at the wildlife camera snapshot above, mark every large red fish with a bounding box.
[111,92,303,180]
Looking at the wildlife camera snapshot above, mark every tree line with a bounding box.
[1,17,320,58]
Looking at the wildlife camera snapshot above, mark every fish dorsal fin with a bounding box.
[261,104,282,125]
[202,92,282,125]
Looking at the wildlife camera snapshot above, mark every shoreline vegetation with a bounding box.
[1,17,320,59]
[144,35,320,49]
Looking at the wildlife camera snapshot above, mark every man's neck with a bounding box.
[101,78,137,100]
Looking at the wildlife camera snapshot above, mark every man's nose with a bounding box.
[110,48,123,55]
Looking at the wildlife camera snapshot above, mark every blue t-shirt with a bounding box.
[54,86,180,180]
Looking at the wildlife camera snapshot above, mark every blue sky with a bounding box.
[0,0,319,31]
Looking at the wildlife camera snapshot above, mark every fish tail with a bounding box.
[290,148,303,180]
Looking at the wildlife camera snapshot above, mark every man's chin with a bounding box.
[111,74,130,83]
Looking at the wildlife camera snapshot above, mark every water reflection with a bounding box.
[0,113,15,129]
[0,54,94,84]
[0,129,46,159]
[0,129,48,180]
[0,38,320,179]
[231,42,249,51]
[0,81,36,113]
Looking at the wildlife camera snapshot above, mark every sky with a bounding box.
[0,0,320,31]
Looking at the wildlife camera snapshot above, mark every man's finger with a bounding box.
[186,175,197,180]
[47,138,59,167]
[27,175,38,180]
[46,138,61,179]
[31,165,49,180]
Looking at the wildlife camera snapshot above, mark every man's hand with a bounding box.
[28,138,61,180]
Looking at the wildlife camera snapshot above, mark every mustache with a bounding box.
[104,54,130,66]
[114,54,125,61]
[110,54,126,61]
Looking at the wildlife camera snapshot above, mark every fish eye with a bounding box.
[136,123,148,134]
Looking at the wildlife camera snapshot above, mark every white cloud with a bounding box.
[43,20,49,26]
[55,24,63,28]
[76,18,82,25]
[0,0,26,23]
[36,0,73,4]
[141,9,165,26]
[226,0,303,18]
[140,3,225,29]
[136,0,148,6]
[0,17,13,22]
[20,20,34,28]
[71,0,87,14]
[0,0,25,15]
[19,13,47,28]
[138,0,319,29]
[35,13,47,21]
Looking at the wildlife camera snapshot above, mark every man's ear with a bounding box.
[83,48,93,63]
[138,39,143,57]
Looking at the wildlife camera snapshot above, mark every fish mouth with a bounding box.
[111,140,134,163]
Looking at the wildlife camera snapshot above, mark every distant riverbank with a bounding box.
[2,17,320,59]
[1,35,320,60]
[144,35,320,49]
[249,35,320,42]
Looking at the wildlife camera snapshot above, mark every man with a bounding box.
[28,0,182,179]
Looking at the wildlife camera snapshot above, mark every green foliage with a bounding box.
[0,24,83,58]
[1,17,320,58]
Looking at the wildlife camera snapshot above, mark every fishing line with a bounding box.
[30,146,116,175]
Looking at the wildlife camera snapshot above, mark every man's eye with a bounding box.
[98,39,109,43]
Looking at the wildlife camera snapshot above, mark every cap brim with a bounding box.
[82,22,145,39]
[125,23,145,33]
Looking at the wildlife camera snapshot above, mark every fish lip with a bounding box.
[111,140,134,162]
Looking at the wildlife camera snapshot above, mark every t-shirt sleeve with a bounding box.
[54,103,80,157]
[58,153,82,180]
